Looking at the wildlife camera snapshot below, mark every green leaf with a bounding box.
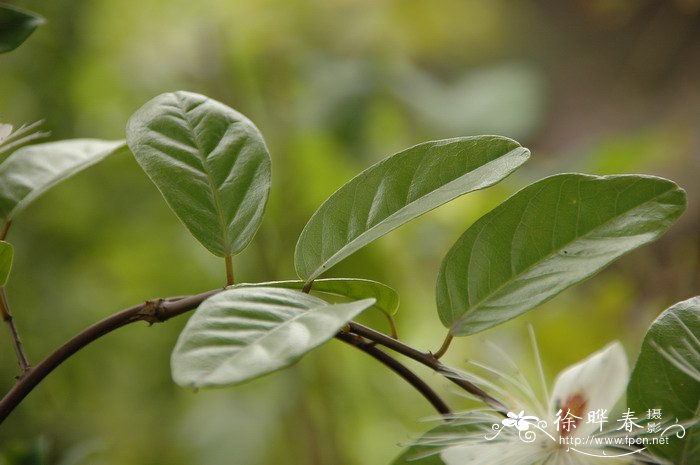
[0,241,12,287]
[295,136,530,282]
[392,423,476,465]
[171,287,375,388]
[236,278,399,315]
[0,121,50,157]
[0,4,45,53]
[0,139,126,223]
[628,297,700,463]
[438,174,687,336]
[126,91,271,257]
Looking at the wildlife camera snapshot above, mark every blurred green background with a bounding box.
[1,1,699,463]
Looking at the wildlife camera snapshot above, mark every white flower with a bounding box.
[436,340,638,465]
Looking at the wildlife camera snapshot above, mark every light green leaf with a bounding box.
[171,287,375,388]
[438,174,687,336]
[126,91,271,257]
[628,297,700,463]
[0,120,49,157]
[295,136,530,282]
[0,241,12,287]
[0,4,45,53]
[0,139,126,223]
[235,278,399,315]
[391,423,476,465]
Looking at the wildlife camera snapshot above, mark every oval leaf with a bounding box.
[236,278,399,315]
[628,297,700,463]
[438,174,687,336]
[0,241,12,287]
[0,139,126,223]
[126,91,271,257]
[0,4,45,53]
[295,136,530,281]
[171,287,375,388]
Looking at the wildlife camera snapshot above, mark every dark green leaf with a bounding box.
[0,4,44,53]
[438,174,687,336]
[235,278,399,315]
[0,139,126,223]
[0,241,12,287]
[295,136,530,281]
[171,287,374,388]
[628,297,700,463]
[127,91,271,257]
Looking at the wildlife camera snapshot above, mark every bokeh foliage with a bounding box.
[1,1,699,464]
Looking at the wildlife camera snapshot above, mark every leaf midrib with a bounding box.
[173,94,231,256]
[308,147,526,280]
[450,181,678,333]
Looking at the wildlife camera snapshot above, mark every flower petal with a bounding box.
[549,341,628,437]
[441,440,548,465]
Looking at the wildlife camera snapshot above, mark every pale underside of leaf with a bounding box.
[295,136,530,282]
[171,287,375,388]
[0,139,126,222]
[438,174,687,336]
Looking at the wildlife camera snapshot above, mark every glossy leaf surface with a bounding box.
[0,241,12,287]
[0,139,125,222]
[171,287,374,388]
[438,174,687,336]
[295,136,530,281]
[628,297,700,463]
[0,4,44,53]
[127,91,271,257]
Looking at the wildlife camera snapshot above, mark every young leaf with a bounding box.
[295,136,530,282]
[0,139,126,223]
[171,287,375,388]
[0,241,12,287]
[126,91,271,257]
[628,297,700,463]
[0,4,45,53]
[235,278,399,315]
[438,174,687,336]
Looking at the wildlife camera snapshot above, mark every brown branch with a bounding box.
[0,221,31,374]
[0,288,30,375]
[336,332,451,417]
[347,322,507,415]
[0,289,219,424]
[0,288,504,426]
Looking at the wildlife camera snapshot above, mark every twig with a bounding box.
[0,288,30,375]
[336,332,451,417]
[0,289,505,425]
[347,322,507,415]
[0,289,219,423]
